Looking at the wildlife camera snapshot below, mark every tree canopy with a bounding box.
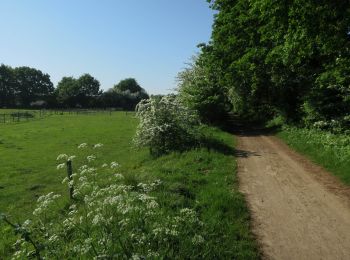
[178,0,350,131]
[113,78,143,93]
[0,65,149,110]
[55,74,101,107]
[0,64,54,107]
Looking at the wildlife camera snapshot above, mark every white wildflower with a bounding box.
[92,214,104,225]
[132,254,141,260]
[56,154,68,161]
[68,155,76,161]
[73,189,81,197]
[68,180,74,188]
[79,165,88,171]
[22,219,31,229]
[53,194,61,200]
[62,177,69,184]
[56,163,66,170]
[110,161,119,169]
[78,143,88,149]
[48,234,59,243]
[93,143,103,149]
[192,234,205,245]
[114,173,124,180]
[87,155,96,162]
[101,163,108,168]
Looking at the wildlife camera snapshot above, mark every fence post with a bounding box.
[66,160,74,200]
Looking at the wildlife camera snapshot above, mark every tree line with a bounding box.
[178,0,350,132]
[0,64,149,110]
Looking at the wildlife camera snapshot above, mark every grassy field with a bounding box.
[0,111,259,258]
[0,112,140,219]
[278,126,350,185]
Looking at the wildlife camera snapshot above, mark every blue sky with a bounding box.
[0,0,214,94]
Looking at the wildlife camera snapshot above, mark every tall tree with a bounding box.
[0,64,15,107]
[13,66,54,107]
[77,73,100,96]
[113,78,143,93]
[177,50,228,123]
[201,0,350,129]
[56,74,100,107]
[55,77,79,107]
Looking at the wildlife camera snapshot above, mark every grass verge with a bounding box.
[278,126,350,185]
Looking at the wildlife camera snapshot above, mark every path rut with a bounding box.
[237,131,350,260]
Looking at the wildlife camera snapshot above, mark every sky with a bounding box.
[0,0,215,94]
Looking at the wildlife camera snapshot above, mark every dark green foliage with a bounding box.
[13,67,54,107]
[187,0,350,131]
[103,78,149,110]
[0,65,148,110]
[55,74,100,108]
[0,64,54,108]
[0,65,15,107]
[113,78,143,93]
[177,50,230,123]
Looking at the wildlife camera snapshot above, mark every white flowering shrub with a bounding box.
[134,94,201,156]
[2,144,207,259]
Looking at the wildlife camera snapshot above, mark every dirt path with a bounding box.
[236,131,350,260]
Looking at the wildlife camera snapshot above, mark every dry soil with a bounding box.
[237,131,350,260]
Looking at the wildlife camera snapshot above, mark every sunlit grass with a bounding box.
[0,112,259,258]
[278,126,350,185]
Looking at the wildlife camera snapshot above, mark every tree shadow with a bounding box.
[233,149,261,158]
[199,136,260,158]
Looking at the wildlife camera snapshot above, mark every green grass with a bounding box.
[278,126,350,185]
[0,111,259,259]
[0,112,140,219]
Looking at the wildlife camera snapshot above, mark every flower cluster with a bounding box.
[133,94,201,156]
[9,146,207,259]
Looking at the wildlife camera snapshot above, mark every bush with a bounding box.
[134,95,201,156]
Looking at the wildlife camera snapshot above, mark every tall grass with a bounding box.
[278,126,350,184]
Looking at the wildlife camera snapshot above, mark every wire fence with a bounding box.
[0,108,133,124]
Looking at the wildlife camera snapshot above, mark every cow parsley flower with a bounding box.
[87,155,96,162]
[57,163,65,170]
[22,219,31,229]
[48,234,59,243]
[93,143,103,149]
[56,154,68,161]
[114,173,124,180]
[192,234,204,245]
[78,143,88,149]
[101,163,108,168]
[110,161,119,169]
[62,177,69,184]
[68,155,76,161]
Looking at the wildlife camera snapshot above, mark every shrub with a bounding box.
[133,95,201,156]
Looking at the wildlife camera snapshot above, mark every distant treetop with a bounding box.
[113,78,143,93]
